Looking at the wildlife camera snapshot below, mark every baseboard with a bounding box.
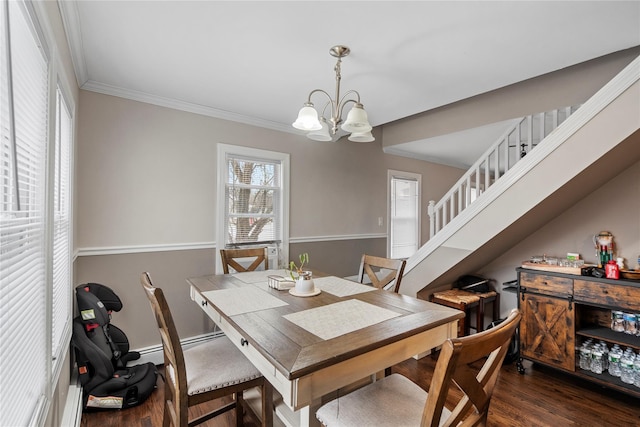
[129,331,224,366]
[60,370,83,427]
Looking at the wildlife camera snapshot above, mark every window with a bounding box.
[0,2,73,425]
[216,144,289,273]
[388,170,421,259]
[51,85,73,370]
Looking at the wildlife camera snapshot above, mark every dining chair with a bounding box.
[140,272,272,427]
[316,308,522,427]
[357,254,406,293]
[220,247,269,274]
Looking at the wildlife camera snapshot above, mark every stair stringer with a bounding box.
[400,56,640,298]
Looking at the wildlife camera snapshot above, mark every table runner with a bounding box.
[283,299,401,340]
[202,287,288,316]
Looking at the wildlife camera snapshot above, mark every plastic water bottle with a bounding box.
[634,357,640,387]
[579,341,592,370]
[620,349,636,384]
[590,345,604,374]
[608,344,622,377]
[599,341,609,370]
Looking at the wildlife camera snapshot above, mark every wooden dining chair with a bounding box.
[357,254,406,293]
[316,309,522,427]
[220,247,269,274]
[140,272,272,427]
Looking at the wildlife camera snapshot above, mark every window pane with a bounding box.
[225,154,280,245]
[390,176,419,259]
[52,86,72,364]
[0,1,48,425]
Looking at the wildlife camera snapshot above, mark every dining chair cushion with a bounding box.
[315,373,451,427]
[184,336,262,396]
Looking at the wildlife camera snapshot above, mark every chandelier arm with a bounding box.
[336,90,362,121]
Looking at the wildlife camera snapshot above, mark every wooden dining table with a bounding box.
[188,269,463,427]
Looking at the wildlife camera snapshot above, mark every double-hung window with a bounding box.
[216,144,289,273]
[388,170,421,259]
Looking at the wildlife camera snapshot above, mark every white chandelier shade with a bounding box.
[292,104,322,131]
[293,45,374,142]
[348,131,375,143]
[306,119,333,141]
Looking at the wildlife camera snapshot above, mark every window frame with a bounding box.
[216,143,289,274]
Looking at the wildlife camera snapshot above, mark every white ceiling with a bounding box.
[59,1,640,167]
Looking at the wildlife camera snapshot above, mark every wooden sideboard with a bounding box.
[516,267,640,398]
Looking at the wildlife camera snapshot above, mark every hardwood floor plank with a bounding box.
[81,357,640,426]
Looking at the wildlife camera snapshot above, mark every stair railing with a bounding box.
[428,105,580,238]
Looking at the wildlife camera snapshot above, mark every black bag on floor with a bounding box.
[72,283,157,410]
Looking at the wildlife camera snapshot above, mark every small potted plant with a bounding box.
[289,253,314,294]
[289,252,310,280]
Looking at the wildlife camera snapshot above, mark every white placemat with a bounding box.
[314,276,376,297]
[202,287,288,316]
[283,299,400,340]
[232,269,290,284]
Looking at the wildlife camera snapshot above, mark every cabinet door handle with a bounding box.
[201,300,207,307]
[567,294,573,311]
[241,338,249,347]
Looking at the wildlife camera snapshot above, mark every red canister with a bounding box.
[605,260,620,279]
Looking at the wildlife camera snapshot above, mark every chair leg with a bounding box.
[477,300,485,332]
[261,381,273,427]
[235,391,243,427]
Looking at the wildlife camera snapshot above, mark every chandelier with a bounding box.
[292,45,374,142]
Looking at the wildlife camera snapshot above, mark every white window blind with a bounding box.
[389,173,421,259]
[51,86,72,366]
[0,1,49,425]
[224,153,281,245]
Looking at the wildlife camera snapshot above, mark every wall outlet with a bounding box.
[378,217,383,227]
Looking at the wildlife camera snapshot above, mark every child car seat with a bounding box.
[72,283,157,410]
[76,283,140,368]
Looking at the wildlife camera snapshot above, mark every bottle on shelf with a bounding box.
[590,345,604,374]
[599,341,609,370]
[620,348,636,385]
[579,340,593,371]
[634,357,640,388]
[608,344,622,377]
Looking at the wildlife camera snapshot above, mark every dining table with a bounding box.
[188,269,464,427]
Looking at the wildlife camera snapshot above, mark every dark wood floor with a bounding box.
[81,357,640,426]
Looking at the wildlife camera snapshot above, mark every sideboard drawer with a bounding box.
[574,280,640,311]
[520,271,573,297]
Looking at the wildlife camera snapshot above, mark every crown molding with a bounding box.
[57,0,89,87]
[81,80,296,134]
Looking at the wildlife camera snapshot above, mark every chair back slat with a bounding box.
[421,309,521,427]
[140,272,189,427]
[358,254,406,292]
[220,247,269,274]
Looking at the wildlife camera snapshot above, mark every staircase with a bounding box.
[399,55,640,298]
[427,104,581,239]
